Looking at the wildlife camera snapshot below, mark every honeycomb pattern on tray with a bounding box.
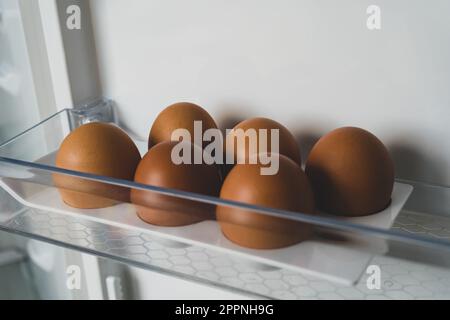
[6,209,450,300]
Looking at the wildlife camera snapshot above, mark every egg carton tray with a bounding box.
[0,174,411,285]
[0,107,414,286]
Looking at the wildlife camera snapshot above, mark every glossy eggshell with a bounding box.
[216,155,315,249]
[54,122,141,208]
[149,102,218,149]
[131,141,221,226]
[225,117,301,166]
[305,126,394,217]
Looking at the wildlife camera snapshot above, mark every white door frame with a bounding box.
[17,0,105,300]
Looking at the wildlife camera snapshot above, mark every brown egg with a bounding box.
[225,117,301,166]
[305,127,394,217]
[54,122,141,208]
[216,155,315,249]
[149,102,218,149]
[131,141,221,226]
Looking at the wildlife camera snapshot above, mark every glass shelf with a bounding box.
[1,106,450,299]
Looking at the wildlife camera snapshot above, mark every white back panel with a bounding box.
[88,0,450,185]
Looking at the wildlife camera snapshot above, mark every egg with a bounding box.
[131,141,221,226]
[225,117,301,166]
[149,102,218,149]
[216,155,314,249]
[305,126,394,217]
[54,122,141,208]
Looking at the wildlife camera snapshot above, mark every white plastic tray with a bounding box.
[0,163,412,286]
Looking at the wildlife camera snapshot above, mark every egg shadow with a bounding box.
[293,132,321,168]
[387,142,445,185]
[215,106,251,179]
[290,117,339,168]
[218,116,245,134]
[215,106,249,132]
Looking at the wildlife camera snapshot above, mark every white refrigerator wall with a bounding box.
[88,0,450,186]
[0,0,41,141]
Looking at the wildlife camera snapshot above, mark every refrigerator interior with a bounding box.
[0,0,450,300]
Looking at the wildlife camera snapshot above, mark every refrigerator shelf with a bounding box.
[1,107,450,299]
[0,173,412,285]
